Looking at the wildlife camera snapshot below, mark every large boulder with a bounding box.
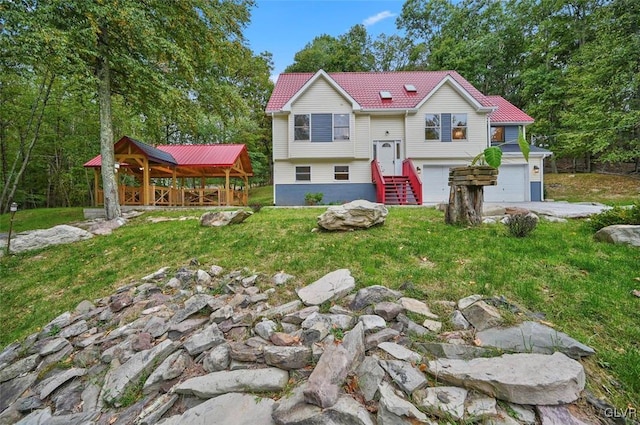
[6,225,93,255]
[594,225,640,247]
[317,200,388,231]
[200,210,252,227]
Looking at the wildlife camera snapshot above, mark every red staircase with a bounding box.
[371,159,422,205]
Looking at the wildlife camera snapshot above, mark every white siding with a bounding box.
[406,83,490,159]
[370,116,404,141]
[272,115,288,160]
[274,160,372,184]
[354,115,371,159]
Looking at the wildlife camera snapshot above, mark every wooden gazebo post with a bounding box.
[93,169,100,206]
[224,169,231,206]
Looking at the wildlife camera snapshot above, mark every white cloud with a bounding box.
[363,10,396,27]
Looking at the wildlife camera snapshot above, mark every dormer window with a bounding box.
[404,84,417,92]
[379,91,392,100]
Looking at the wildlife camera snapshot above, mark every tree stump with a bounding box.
[445,166,498,226]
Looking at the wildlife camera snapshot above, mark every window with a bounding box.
[294,113,350,142]
[294,114,310,141]
[452,114,467,140]
[334,165,349,181]
[295,166,311,181]
[425,114,440,141]
[491,126,505,145]
[333,114,350,140]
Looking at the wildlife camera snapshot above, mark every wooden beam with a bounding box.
[225,168,231,206]
[142,157,150,206]
[93,168,100,206]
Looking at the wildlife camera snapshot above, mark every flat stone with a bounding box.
[143,350,188,394]
[350,285,402,311]
[162,392,274,425]
[396,313,430,336]
[259,300,303,319]
[200,210,252,227]
[195,269,212,286]
[373,301,404,321]
[380,360,428,395]
[399,297,438,319]
[378,342,422,363]
[273,271,295,285]
[81,383,101,413]
[325,394,376,425]
[414,386,468,420]
[377,381,432,425]
[109,294,133,313]
[171,294,215,323]
[51,379,83,415]
[476,321,595,359]
[451,310,471,330]
[229,342,263,362]
[537,405,591,425]
[0,342,20,366]
[210,305,233,323]
[16,395,44,413]
[37,338,70,357]
[0,354,39,383]
[356,356,385,402]
[270,332,301,346]
[203,343,230,372]
[301,312,355,330]
[183,323,225,356]
[33,411,99,424]
[0,372,37,413]
[416,342,494,360]
[264,346,312,370]
[304,322,364,408]
[14,407,52,425]
[465,392,497,418]
[40,312,72,337]
[272,383,323,424]
[254,320,278,340]
[58,320,88,338]
[507,403,537,424]
[282,306,320,325]
[37,367,86,399]
[101,339,177,406]
[296,269,355,306]
[427,352,585,405]
[301,321,330,345]
[358,314,387,333]
[365,328,400,350]
[458,294,483,310]
[131,332,153,352]
[8,225,93,254]
[461,301,503,331]
[175,367,289,398]
[422,319,443,333]
[75,300,95,315]
[167,317,208,340]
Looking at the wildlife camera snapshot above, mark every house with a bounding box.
[266,70,551,206]
[84,136,253,207]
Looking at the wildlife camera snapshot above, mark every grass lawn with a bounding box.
[545,172,640,204]
[0,174,638,409]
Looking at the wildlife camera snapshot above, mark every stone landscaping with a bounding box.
[0,264,622,425]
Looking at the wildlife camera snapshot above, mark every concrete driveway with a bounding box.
[484,202,611,218]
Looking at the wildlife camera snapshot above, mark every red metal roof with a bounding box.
[488,95,534,124]
[266,71,494,112]
[84,140,252,174]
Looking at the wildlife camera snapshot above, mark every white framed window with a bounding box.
[295,166,311,181]
[334,165,349,181]
[452,114,467,140]
[491,126,505,145]
[294,114,310,141]
[425,114,440,141]
[333,114,350,140]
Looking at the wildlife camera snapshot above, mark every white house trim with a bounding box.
[415,75,495,113]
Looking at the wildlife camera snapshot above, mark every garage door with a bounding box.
[484,164,528,202]
[422,165,453,203]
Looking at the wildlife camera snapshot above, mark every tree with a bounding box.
[5,0,256,219]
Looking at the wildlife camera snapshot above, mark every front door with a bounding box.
[374,140,401,175]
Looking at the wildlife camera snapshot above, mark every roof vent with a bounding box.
[379,91,392,100]
[404,84,417,92]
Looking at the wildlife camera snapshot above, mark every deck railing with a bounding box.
[95,185,246,207]
[371,159,386,204]
[402,159,423,205]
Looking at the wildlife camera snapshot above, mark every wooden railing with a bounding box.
[95,185,246,207]
[371,159,386,204]
[402,159,423,205]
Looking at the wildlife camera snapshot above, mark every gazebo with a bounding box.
[84,136,253,207]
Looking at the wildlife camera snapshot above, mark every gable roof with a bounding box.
[266,71,495,113]
[84,137,253,174]
[488,95,534,124]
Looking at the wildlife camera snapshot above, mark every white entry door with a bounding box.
[375,140,401,175]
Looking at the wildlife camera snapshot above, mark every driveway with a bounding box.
[484,201,611,218]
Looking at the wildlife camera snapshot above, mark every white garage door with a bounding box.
[422,165,453,203]
[484,164,528,202]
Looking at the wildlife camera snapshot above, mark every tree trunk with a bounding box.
[97,31,121,220]
[445,184,484,226]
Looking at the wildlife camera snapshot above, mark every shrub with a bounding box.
[506,213,538,237]
[304,192,324,205]
[588,202,640,231]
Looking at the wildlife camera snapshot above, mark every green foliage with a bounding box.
[304,192,324,205]
[506,213,538,238]
[471,146,503,168]
[588,203,640,231]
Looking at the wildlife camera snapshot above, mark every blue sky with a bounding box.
[244,0,405,79]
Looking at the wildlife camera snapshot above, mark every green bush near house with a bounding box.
[588,202,640,231]
[304,192,324,205]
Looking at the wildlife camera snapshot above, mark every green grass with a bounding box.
[0,205,639,409]
[545,173,640,205]
[249,185,274,206]
[0,207,84,233]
